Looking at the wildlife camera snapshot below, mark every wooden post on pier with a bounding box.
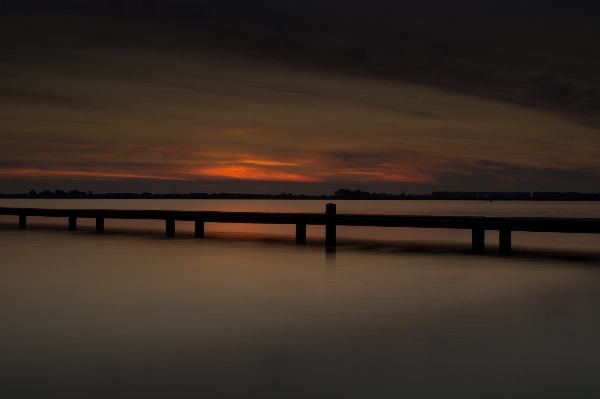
[499,229,511,255]
[19,214,26,229]
[166,219,175,238]
[195,219,204,238]
[68,216,77,231]
[326,203,336,248]
[96,217,104,232]
[472,228,484,254]
[296,223,306,244]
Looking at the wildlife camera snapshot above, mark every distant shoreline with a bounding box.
[1,190,599,201]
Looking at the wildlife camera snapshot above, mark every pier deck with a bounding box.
[2,206,599,255]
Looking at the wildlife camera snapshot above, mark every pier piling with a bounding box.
[326,203,336,248]
[68,216,77,231]
[96,217,104,232]
[195,219,204,238]
[296,223,306,244]
[19,214,26,229]
[472,228,485,254]
[166,219,175,238]
[499,229,511,255]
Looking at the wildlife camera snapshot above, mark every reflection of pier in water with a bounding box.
[2,205,599,256]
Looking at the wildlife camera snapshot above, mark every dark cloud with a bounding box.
[3,1,599,125]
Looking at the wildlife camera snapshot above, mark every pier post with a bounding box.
[96,217,104,232]
[296,223,306,244]
[69,216,77,231]
[19,214,26,229]
[472,228,484,254]
[166,219,175,238]
[499,229,511,256]
[326,203,336,248]
[195,219,204,238]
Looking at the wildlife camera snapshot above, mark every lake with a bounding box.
[1,200,599,398]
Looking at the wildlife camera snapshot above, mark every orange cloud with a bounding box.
[0,166,431,184]
[191,166,322,182]
[239,159,301,166]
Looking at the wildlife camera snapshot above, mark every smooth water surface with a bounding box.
[1,200,599,398]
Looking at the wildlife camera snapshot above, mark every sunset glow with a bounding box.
[1,1,599,194]
[191,166,322,183]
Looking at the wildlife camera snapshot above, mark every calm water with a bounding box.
[1,200,599,398]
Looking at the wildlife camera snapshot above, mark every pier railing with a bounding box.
[2,205,599,255]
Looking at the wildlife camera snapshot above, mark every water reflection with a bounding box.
[1,220,599,262]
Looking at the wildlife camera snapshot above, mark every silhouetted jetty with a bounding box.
[2,205,599,255]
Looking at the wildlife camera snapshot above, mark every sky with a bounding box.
[1,1,599,194]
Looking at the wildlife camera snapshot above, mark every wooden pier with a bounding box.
[2,205,599,255]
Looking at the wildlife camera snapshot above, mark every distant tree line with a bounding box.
[1,189,599,200]
[333,189,600,200]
